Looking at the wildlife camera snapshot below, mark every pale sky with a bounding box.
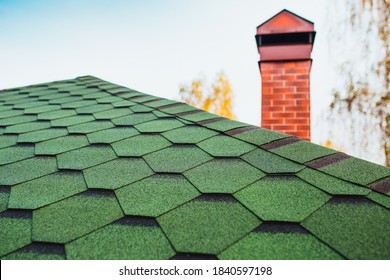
[0,0,383,164]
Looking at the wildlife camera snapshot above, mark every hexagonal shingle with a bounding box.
[116,175,200,216]
[66,217,175,259]
[269,140,338,163]
[8,171,87,209]
[37,109,76,120]
[218,224,342,260]
[2,243,65,260]
[84,158,153,190]
[35,135,89,155]
[0,145,35,165]
[297,168,370,195]
[0,135,18,148]
[0,188,10,213]
[184,159,265,193]
[144,146,212,173]
[57,145,117,170]
[162,126,218,144]
[135,118,185,133]
[303,198,390,259]
[157,196,261,254]
[319,157,390,186]
[87,127,139,144]
[235,176,330,222]
[231,127,288,146]
[0,211,32,257]
[112,113,157,126]
[32,190,123,243]
[0,115,36,126]
[242,148,304,174]
[68,120,114,134]
[112,134,171,157]
[17,128,68,143]
[93,108,133,119]
[0,157,57,186]
[76,104,113,114]
[197,135,255,157]
[5,121,51,134]
[51,115,94,127]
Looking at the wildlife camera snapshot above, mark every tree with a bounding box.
[329,0,390,166]
[179,72,235,119]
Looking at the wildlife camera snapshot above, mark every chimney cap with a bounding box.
[255,9,315,61]
[256,9,314,35]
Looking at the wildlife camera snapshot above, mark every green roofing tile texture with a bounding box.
[230,127,288,146]
[2,243,65,260]
[303,198,390,259]
[297,168,371,195]
[57,145,117,170]
[0,145,35,165]
[157,197,261,254]
[0,135,18,148]
[317,156,390,185]
[32,191,123,243]
[1,76,390,260]
[219,225,342,260]
[184,159,265,193]
[87,127,139,143]
[5,121,50,134]
[66,218,175,260]
[235,176,330,222]
[267,140,338,163]
[112,112,157,126]
[0,189,10,213]
[144,145,212,173]
[0,211,32,257]
[162,125,218,144]
[198,135,256,157]
[112,134,171,156]
[116,175,200,216]
[84,158,153,190]
[17,128,68,143]
[0,157,57,185]
[8,171,87,209]
[242,148,304,174]
[35,135,89,155]
[68,120,114,134]
[135,118,185,133]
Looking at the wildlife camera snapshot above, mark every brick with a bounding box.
[285,68,309,74]
[271,112,295,118]
[297,125,311,131]
[273,100,296,106]
[260,69,283,75]
[285,93,309,99]
[296,112,310,118]
[262,106,284,112]
[296,100,310,106]
[296,87,310,93]
[285,118,309,124]
[272,125,296,131]
[285,106,309,112]
[273,75,296,81]
[285,81,309,87]
[263,82,283,87]
[273,87,295,94]
[296,74,310,80]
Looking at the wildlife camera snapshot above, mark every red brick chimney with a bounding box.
[255,10,315,141]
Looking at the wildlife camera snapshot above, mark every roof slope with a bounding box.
[0,76,389,260]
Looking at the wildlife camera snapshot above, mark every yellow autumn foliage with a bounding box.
[179,72,235,119]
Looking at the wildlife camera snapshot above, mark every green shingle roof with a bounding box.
[1,76,389,260]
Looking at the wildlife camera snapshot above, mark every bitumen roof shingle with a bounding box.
[0,75,389,260]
